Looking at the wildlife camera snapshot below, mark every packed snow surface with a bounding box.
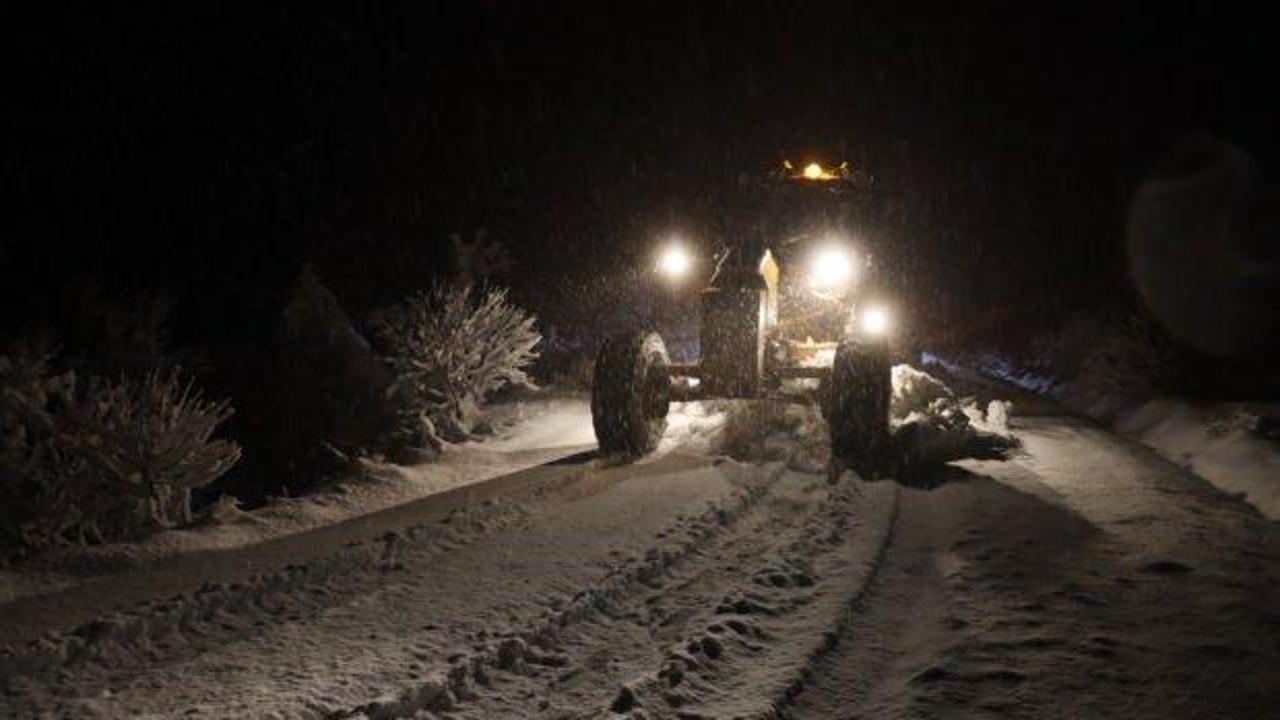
[1,372,1276,719]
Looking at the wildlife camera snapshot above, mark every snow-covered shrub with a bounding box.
[61,370,242,536]
[375,284,540,444]
[1,354,241,551]
[0,348,83,550]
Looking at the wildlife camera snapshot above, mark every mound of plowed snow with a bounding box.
[1118,400,1280,520]
[891,364,1019,467]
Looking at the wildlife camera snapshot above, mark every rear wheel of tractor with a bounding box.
[826,336,892,477]
[592,331,671,457]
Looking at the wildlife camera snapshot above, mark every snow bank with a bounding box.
[892,363,1009,434]
[938,350,1280,521]
[1117,399,1280,520]
[657,400,733,456]
[892,363,956,417]
[719,401,828,472]
[887,365,1020,477]
[3,397,596,590]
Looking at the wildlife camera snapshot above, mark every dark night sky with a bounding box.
[2,3,1274,348]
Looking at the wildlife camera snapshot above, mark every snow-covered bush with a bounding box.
[0,348,82,550]
[0,353,241,552]
[375,284,540,444]
[61,370,242,536]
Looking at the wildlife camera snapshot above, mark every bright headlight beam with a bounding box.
[808,245,854,291]
[657,244,691,279]
[861,306,890,335]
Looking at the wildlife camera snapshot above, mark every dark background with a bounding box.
[3,2,1275,365]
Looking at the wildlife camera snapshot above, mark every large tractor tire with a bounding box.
[591,331,671,457]
[825,336,892,477]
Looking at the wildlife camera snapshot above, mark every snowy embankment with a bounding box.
[0,396,598,604]
[931,352,1280,520]
[1117,400,1280,519]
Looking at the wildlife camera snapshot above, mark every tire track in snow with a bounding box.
[3,459,630,717]
[325,461,782,720]
[586,478,898,719]
[0,494,539,690]
[763,480,901,717]
[12,453,747,712]
[775,484,949,720]
[452,466,839,717]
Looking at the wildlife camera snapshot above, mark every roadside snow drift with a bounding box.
[1118,399,1280,520]
[937,351,1280,521]
[0,396,597,605]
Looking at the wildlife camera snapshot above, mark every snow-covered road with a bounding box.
[2,395,1277,718]
[789,417,1279,719]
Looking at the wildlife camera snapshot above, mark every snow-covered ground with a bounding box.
[790,418,1279,719]
[1,371,1276,719]
[0,397,600,606]
[929,352,1280,521]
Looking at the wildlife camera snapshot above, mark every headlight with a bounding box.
[860,305,890,335]
[808,244,856,295]
[803,162,828,180]
[657,243,691,280]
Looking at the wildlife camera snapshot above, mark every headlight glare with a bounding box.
[860,305,890,335]
[808,245,855,293]
[657,244,691,279]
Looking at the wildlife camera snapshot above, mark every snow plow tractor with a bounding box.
[592,162,894,474]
